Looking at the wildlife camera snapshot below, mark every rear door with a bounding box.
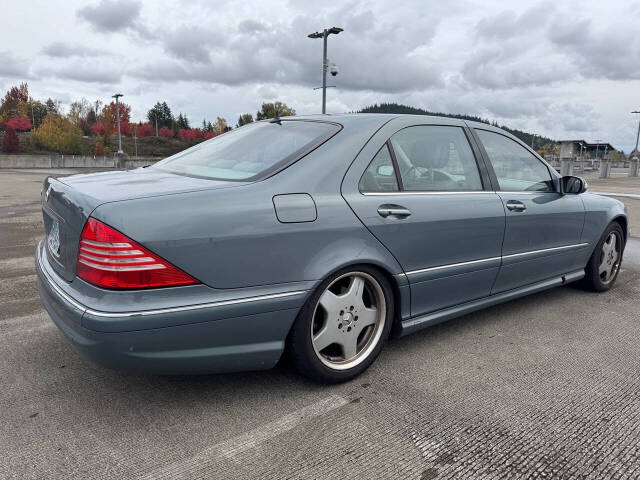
[342,118,505,317]
[472,128,586,293]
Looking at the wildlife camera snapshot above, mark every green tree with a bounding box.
[147,101,174,132]
[176,113,189,130]
[256,101,295,120]
[237,113,254,127]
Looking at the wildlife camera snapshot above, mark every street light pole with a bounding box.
[632,111,640,155]
[308,27,343,114]
[112,93,124,154]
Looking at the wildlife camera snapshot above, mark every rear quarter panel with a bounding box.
[90,116,406,290]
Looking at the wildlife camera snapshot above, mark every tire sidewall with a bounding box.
[290,265,394,383]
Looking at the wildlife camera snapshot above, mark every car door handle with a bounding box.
[506,200,526,212]
[377,204,411,218]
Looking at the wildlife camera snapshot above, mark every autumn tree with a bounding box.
[237,113,253,127]
[211,117,230,134]
[2,126,19,153]
[0,83,29,119]
[256,101,295,120]
[33,115,82,153]
[68,98,93,136]
[100,101,131,136]
[4,115,32,131]
[178,128,202,140]
[91,123,107,135]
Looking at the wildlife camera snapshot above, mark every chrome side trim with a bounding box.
[37,243,308,319]
[404,243,590,277]
[405,256,500,276]
[361,191,489,196]
[502,242,589,259]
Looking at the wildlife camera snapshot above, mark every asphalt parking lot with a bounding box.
[2,169,640,479]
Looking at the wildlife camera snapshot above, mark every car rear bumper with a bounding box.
[35,241,306,374]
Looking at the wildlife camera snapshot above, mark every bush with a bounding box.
[94,141,105,156]
[137,123,154,138]
[158,126,173,138]
[2,126,19,152]
[178,128,202,140]
[33,115,82,154]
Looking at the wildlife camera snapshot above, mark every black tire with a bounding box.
[582,222,624,292]
[288,265,394,383]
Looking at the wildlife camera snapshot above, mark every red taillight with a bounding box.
[76,218,198,290]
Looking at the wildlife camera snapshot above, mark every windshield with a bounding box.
[152,120,340,181]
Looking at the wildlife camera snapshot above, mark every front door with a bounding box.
[473,128,586,293]
[343,121,506,317]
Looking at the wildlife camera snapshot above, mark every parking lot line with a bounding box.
[139,395,350,480]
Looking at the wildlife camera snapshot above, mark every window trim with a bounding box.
[473,128,558,194]
[359,124,488,194]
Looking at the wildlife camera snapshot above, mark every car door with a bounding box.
[342,119,505,317]
[472,128,587,293]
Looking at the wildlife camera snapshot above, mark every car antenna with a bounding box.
[270,111,282,125]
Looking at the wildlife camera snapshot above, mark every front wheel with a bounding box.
[582,222,624,292]
[288,266,394,383]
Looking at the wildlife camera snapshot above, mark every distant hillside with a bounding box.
[359,103,557,149]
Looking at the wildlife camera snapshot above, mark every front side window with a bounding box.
[152,120,340,181]
[359,144,399,192]
[476,129,554,192]
[389,126,483,191]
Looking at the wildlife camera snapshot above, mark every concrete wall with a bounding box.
[0,154,160,169]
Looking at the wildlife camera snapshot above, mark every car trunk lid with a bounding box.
[41,169,247,282]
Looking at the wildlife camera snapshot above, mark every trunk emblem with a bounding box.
[48,220,61,257]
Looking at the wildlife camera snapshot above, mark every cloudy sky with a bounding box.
[2,0,640,151]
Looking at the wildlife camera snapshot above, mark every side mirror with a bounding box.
[377,165,394,177]
[561,175,587,194]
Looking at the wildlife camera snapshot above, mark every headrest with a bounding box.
[409,137,450,169]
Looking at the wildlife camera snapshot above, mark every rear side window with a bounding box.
[390,126,483,191]
[359,144,399,192]
[152,120,340,181]
[476,129,553,192]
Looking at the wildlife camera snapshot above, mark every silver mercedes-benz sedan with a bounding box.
[36,114,627,383]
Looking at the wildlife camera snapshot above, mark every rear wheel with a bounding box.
[582,222,624,292]
[289,266,393,383]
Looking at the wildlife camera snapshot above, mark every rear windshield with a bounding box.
[151,120,340,181]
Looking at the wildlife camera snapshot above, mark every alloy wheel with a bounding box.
[599,231,621,285]
[310,272,386,370]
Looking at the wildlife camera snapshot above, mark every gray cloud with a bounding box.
[0,51,32,79]
[77,0,141,33]
[42,42,109,58]
[41,63,121,84]
[163,26,219,63]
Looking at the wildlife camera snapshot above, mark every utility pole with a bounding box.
[632,111,640,155]
[308,27,343,114]
[112,93,124,154]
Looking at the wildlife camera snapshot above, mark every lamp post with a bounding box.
[308,27,343,114]
[632,111,640,155]
[112,93,124,154]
